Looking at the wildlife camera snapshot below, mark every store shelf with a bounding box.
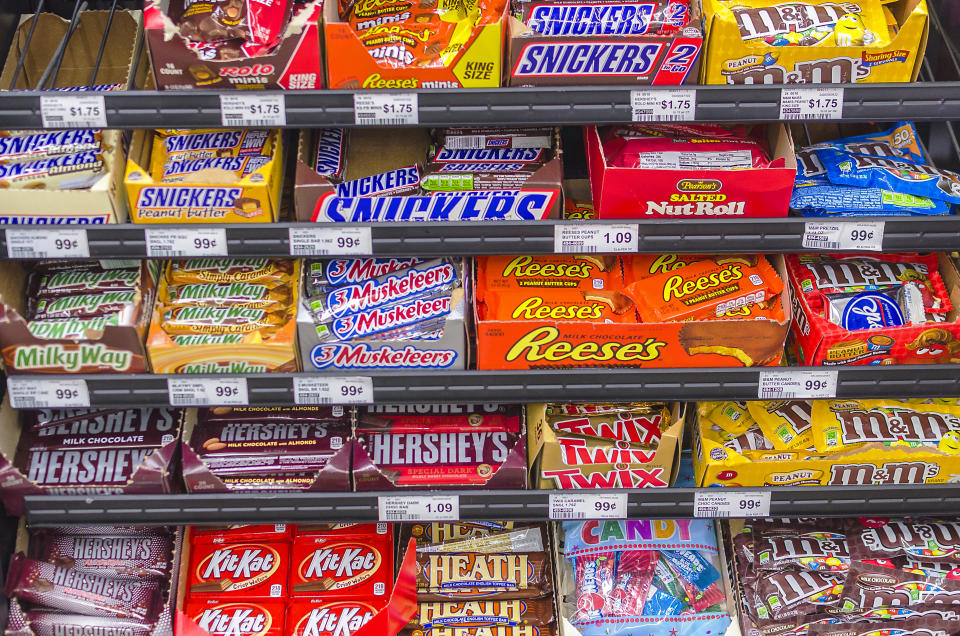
[9,365,960,407]
[23,484,960,525]
[5,216,960,258]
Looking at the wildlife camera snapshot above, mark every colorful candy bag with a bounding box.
[563,520,730,636]
[811,399,960,455]
[720,0,890,48]
[818,147,960,205]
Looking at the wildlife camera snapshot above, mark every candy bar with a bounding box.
[400,522,527,548]
[164,282,291,309]
[478,255,623,297]
[746,400,813,451]
[314,128,348,180]
[30,291,139,320]
[22,611,156,636]
[416,552,554,600]
[808,620,950,636]
[418,527,547,554]
[359,404,521,432]
[431,147,548,163]
[297,523,389,537]
[161,305,286,335]
[314,293,455,342]
[519,0,688,36]
[17,446,165,490]
[200,405,346,423]
[167,258,294,285]
[168,0,291,45]
[221,473,318,491]
[17,408,179,454]
[545,404,669,446]
[161,155,271,182]
[187,599,285,636]
[31,530,173,579]
[287,599,379,636]
[6,554,160,620]
[161,130,272,161]
[192,418,349,457]
[191,524,292,542]
[333,165,420,197]
[847,519,960,563]
[0,150,104,189]
[188,540,290,598]
[791,254,941,294]
[400,628,556,636]
[754,531,849,572]
[840,561,960,612]
[0,129,102,164]
[753,569,844,622]
[309,258,424,290]
[290,533,393,598]
[811,399,960,453]
[29,267,141,300]
[411,599,556,629]
[434,127,554,150]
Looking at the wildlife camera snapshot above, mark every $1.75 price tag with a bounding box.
[293,376,373,405]
[145,228,227,257]
[555,224,639,253]
[167,378,248,406]
[6,228,89,258]
[379,495,459,521]
[780,87,844,120]
[40,94,107,128]
[694,490,771,518]
[630,89,696,122]
[803,221,884,251]
[759,369,838,399]
[549,493,627,520]
[220,94,286,127]
[288,227,372,256]
[354,93,419,126]
[8,377,90,409]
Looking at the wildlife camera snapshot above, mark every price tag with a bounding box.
[694,490,770,518]
[354,93,419,126]
[549,493,627,520]
[145,228,227,257]
[40,94,107,128]
[379,495,459,521]
[219,94,286,127]
[8,377,90,408]
[802,221,884,251]
[759,369,838,399]
[167,378,248,406]
[288,227,372,256]
[5,228,89,258]
[780,87,844,120]
[555,223,639,253]
[293,376,373,405]
[630,89,696,122]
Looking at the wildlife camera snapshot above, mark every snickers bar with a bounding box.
[162,130,272,161]
[431,147,547,163]
[333,165,421,198]
[314,128,347,180]
[0,129,102,164]
[0,150,104,189]
[434,127,554,150]
[520,0,687,36]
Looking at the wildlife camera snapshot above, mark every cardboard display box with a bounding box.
[527,403,684,489]
[144,0,323,90]
[324,0,506,89]
[789,252,960,366]
[701,0,929,85]
[0,399,181,516]
[586,124,796,219]
[125,129,284,224]
[0,260,158,374]
[295,128,563,222]
[0,10,147,224]
[507,0,704,86]
[474,255,792,370]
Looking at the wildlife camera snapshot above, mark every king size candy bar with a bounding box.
[420,163,543,192]
[520,0,688,36]
[169,0,291,45]
[161,155,271,182]
[416,552,553,601]
[334,165,420,198]
[431,147,547,164]
[31,530,173,579]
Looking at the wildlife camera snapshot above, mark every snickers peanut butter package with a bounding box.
[181,406,353,493]
[353,404,527,490]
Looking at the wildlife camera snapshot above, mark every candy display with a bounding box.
[298,257,467,371]
[146,258,300,373]
[181,406,353,493]
[729,517,960,636]
[586,123,796,218]
[694,399,960,487]
[297,127,563,222]
[527,402,683,489]
[475,254,790,369]
[352,403,527,490]
[787,253,960,365]
[560,519,731,636]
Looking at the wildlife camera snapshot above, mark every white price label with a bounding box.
[219,94,286,127]
[293,376,373,405]
[694,490,770,518]
[354,93,419,126]
[379,495,459,521]
[40,95,107,128]
[6,228,89,258]
[167,378,248,406]
[630,89,696,122]
[8,377,90,408]
[780,87,844,120]
[288,227,372,256]
[759,369,838,399]
[549,493,627,520]
[802,221,884,251]
[555,224,639,253]
[145,228,227,257]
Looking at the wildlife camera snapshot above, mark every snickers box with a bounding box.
[0,261,159,374]
[527,403,684,489]
[294,128,563,222]
[124,129,284,224]
[701,0,929,86]
[0,401,182,515]
[0,10,147,224]
[144,0,323,90]
[585,124,796,219]
[508,0,704,87]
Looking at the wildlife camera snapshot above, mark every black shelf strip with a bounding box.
[23,484,960,525]
[4,216,960,258]
[10,365,960,407]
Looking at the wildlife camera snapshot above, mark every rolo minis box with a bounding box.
[701,0,929,84]
[586,124,796,219]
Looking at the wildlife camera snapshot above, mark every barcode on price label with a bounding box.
[554,224,639,253]
[780,87,844,120]
[8,377,90,408]
[288,227,372,256]
[167,378,248,406]
[219,94,286,127]
[694,490,770,518]
[630,89,696,122]
[354,93,419,126]
[145,228,227,257]
[802,221,884,252]
[549,493,627,520]
[758,369,837,399]
[293,376,373,405]
[379,495,459,521]
[6,228,89,258]
[40,95,107,128]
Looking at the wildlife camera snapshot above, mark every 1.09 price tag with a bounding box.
[379,495,459,521]
[555,224,639,253]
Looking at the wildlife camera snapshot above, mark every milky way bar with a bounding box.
[334,165,420,198]
[0,129,102,163]
[314,128,347,180]
[417,552,553,601]
[434,127,554,150]
[162,130,272,161]
[6,554,160,620]
[167,258,294,285]
[31,530,173,579]
[27,314,125,340]
[0,150,104,189]
[164,282,291,309]
[359,404,521,432]
[411,599,556,629]
[22,612,155,636]
[30,267,140,300]
[200,405,347,423]
[161,304,285,334]
[30,290,139,321]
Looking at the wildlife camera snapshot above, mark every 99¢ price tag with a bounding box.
[354,93,419,126]
[288,227,372,256]
[8,377,90,409]
[40,95,107,128]
[293,376,373,405]
[379,495,459,521]
[780,87,844,120]
[220,94,286,127]
[555,224,639,253]
[6,228,89,258]
[694,490,770,518]
[549,493,627,520]
[145,228,227,257]
[167,378,248,406]
[630,89,696,122]
[802,221,884,251]
[759,369,837,399]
